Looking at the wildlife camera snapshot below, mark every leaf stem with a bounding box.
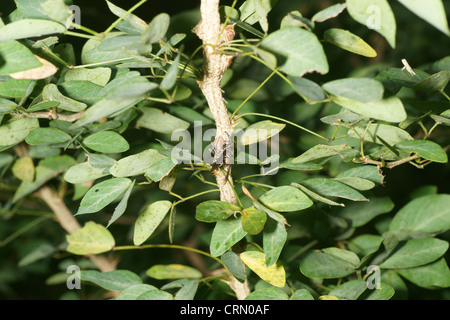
[113,244,226,269]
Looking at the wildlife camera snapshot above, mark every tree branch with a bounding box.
[196,0,249,299]
[38,186,117,273]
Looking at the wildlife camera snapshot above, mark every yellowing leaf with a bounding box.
[12,156,35,181]
[240,251,286,287]
[9,55,58,80]
[66,222,115,255]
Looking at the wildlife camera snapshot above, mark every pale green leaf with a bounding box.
[346,0,396,48]
[76,178,132,215]
[210,216,247,257]
[81,270,143,290]
[261,27,329,76]
[110,149,166,177]
[83,131,130,154]
[133,201,172,245]
[259,186,313,212]
[0,19,66,42]
[66,221,115,255]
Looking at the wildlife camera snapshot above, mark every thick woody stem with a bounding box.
[196,0,237,206]
[196,0,249,299]
[38,186,117,273]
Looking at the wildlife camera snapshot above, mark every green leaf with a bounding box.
[413,71,450,93]
[376,68,429,94]
[87,154,116,169]
[332,96,406,123]
[245,287,289,300]
[280,10,313,31]
[137,107,190,134]
[292,182,345,207]
[58,81,103,105]
[25,127,71,145]
[145,157,177,182]
[240,0,277,26]
[349,123,413,146]
[141,13,170,44]
[240,251,286,287]
[110,149,166,177]
[289,76,328,104]
[323,78,383,102]
[328,280,367,300]
[137,290,173,300]
[42,84,87,112]
[300,251,356,279]
[380,270,408,300]
[0,118,39,146]
[76,178,132,215]
[397,258,450,289]
[251,0,270,33]
[380,238,448,269]
[210,216,247,257]
[83,131,130,154]
[18,242,54,267]
[363,282,395,300]
[0,19,66,41]
[107,180,135,227]
[66,221,115,255]
[133,200,172,245]
[322,247,360,268]
[241,207,267,235]
[81,270,143,290]
[0,79,33,98]
[105,1,148,34]
[0,40,42,75]
[333,177,375,191]
[115,284,157,300]
[161,279,199,300]
[72,96,143,128]
[292,144,352,163]
[300,178,368,202]
[263,219,287,267]
[104,76,158,100]
[395,140,448,163]
[40,0,71,25]
[336,165,383,184]
[195,200,241,223]
[389,194,450,236]
[259,186,313,212]
[320,111,364,125]
[253,201,288,226]
[337,197,394,227]
[146,264,202,280]
[346,0,396,48]
[65,68,112,87]
[15,0,52,19]
[160,53,180,91]
[324,28,377,58]
[64,162,109,184]
[398,0,449,36]
[0,98,17,114]
[261,27,329,77]
[221,251,246,283]
[290,289,315,300]
[312,3,347,23]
